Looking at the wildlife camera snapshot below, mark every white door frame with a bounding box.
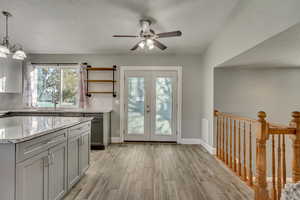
[120,66,182,143]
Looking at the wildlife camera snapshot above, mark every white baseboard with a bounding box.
[199,139,216,155]
[111,137,203,144]
[179,138,201,144]
[111,137,122,143]
[179,138,216,154]
[110,137,215,155]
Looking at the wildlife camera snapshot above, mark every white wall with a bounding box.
[215,67,300,124]
[199,0,300,149]
[28,54,203,139]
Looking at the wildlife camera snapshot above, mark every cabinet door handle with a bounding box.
[80,136,84,145]
[51,153,55,165]
[44,155,50,167]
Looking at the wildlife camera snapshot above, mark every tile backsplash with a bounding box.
[0,93,23,110]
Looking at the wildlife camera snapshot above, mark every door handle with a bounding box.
[81,136,84,145]
[146,105,150,113]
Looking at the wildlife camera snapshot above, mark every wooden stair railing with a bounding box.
[214,110,300,200]
[215,110,256,186]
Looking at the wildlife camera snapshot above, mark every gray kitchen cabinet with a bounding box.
[68,123,91,189]
[79,131,90,174]
[67,134,81,189]
[16,151,49,200]
[16,142,68,200]
[49,142,68,200]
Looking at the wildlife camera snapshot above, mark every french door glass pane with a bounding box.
[155,77,173,135]
[127,77,145,134]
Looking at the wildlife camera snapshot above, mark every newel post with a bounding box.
[214,109,218,115]
[214,109,220,157]
[255,111,269,200]
[290,111,300,183]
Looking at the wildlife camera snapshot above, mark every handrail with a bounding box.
[214,110,293,128]
[214,109,258,123]
[268,127,296,135]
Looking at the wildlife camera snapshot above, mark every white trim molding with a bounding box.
[119,66,182,143]
[179,138,216,155]
[199,139,216,155]
[111,137,122,143]
[179,138,201,144]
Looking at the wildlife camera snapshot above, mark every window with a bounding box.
[34,65,79,108]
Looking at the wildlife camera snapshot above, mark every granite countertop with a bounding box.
[0,116,93,144]
[5,108,113,113]
[0,108,113,117]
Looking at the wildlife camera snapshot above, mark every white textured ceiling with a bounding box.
[220,22,300,67]
[0,0,239,54]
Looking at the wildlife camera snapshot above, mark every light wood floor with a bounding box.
[64,143,253,200]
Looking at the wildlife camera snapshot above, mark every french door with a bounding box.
[124,70,177,141]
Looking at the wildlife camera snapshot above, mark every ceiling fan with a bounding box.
[113,19,182,51]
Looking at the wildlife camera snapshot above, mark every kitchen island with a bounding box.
[2,109,112,149]
[0,116,93,200]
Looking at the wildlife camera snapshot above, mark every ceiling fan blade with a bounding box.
[150,29,156,35]
[153,39,167,50]
[130,41,142,51]
[113,35,139,38]
[157,31,182,38]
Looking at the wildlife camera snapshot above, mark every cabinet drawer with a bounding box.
[68,122,91,138]
[16,130,67,163]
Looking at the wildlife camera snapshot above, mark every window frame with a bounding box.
[33,64,80,109]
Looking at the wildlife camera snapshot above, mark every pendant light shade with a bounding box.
[0,44,10,54]
[12,49,26,60]
[0,11,26,60]
[0,52,7,58]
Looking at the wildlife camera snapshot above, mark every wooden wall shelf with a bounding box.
[84,64,117,97]
[87,91,113,94]
[86,67,114,71]
[87,80,116,83]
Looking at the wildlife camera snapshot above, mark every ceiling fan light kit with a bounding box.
[0,11,26,60]
[148,43,154,50]
[113,19,182,51]
[138,41,145,49]
[138,39,155,50]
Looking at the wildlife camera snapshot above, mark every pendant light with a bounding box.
[0,11,26,60]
